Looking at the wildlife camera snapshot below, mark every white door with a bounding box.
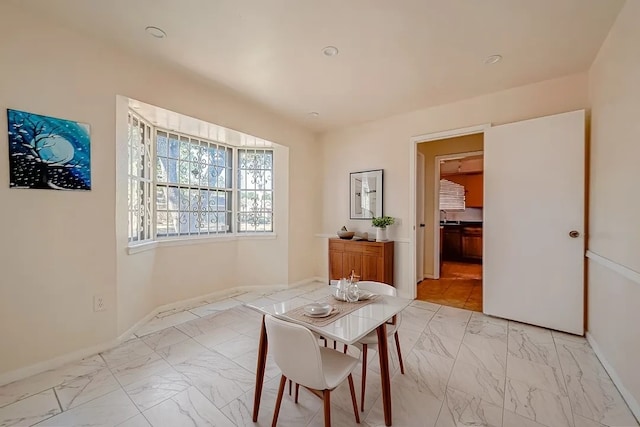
[484,110,585,334]
[416,152,425,282]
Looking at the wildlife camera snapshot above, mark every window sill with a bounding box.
[127,233,277,254]
[127,241,159,255]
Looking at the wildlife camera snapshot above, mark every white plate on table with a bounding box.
[304,309,336,318]
[304,302,333,317]
[358,290,375,301]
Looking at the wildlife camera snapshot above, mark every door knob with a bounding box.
[569,230,580,238]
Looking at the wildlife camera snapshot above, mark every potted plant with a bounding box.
[371,216,394,242]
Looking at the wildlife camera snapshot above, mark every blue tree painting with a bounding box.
[7,109,91,190]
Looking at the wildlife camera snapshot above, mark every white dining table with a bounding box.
[245,290,412,426]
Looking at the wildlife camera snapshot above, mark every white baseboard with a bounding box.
[422,274,436,280]
[0,277,320,387]
[0,338,119,387]
[586,332,640,421]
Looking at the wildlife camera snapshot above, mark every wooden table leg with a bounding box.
[252,315,268,422]
[377,323,392,426]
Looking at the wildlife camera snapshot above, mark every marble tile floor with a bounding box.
[0,282,637,427]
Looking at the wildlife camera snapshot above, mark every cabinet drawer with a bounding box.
[343,241,365,253]
[329,240,345,251]
[362,245,382,256]
[462,227,482,236]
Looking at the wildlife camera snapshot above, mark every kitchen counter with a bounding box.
[440,221,483,227]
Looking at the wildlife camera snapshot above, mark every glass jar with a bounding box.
[345,280,359,303]
[335,278,348,301]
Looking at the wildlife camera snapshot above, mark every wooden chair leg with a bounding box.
[272,375,287,427]
[394,331,405,375]
[323,389,331,427]
[294,383,300,403]
[360,344,368,412]
[288,379,292,395]
[343,344,348,354]
[348,374,360,423]
[333,340,337,350]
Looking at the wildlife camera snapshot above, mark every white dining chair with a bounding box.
[264,315,361,427]
[353,281,405,412]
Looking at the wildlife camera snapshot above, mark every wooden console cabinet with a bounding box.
[328,239,394,285]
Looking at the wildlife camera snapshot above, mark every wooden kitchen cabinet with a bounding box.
[441,227,462,261]
[442,225,482,263]
[442,173,483,207]
[461,227,483,260]
[328,239,394,285]
[465,173,483,207]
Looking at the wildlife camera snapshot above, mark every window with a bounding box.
[127,112,153,243]
[127,110,274,244]
[155,131,233,237]
[439,179,465,211]
[238,149,273,232]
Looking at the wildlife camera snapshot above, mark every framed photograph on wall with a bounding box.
[350,169,383,219]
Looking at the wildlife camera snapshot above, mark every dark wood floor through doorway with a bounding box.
[417,261,482,312]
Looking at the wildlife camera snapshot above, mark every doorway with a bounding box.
[409,127,486,311]
[418,151,484,311]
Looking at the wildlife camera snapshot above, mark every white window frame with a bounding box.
[127,111,154,244]
[127,109,275,250]
[155,129,234,238]
[237,148,274,233]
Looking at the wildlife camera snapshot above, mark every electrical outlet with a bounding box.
[93,295,106,312]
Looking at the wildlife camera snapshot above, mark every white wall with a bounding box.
[319,73,589,297]
[0,3,320,375]
[587,0,640,417]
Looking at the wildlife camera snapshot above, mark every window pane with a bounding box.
[178,161,190,185]
[156,211,167,236]
[156,157,166,182]
[163,158,177,184]
[168,134,180,159]
[180,136,190,161]
[167,211,179,235]
[263,171,272,190]
[157,131,168,157]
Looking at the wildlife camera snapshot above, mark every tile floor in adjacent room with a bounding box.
[417,261,483,312]
[0,282,637,427]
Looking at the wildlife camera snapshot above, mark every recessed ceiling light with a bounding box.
[308,112,320,118]
[322,46,339,57]
[484,54,502,65]
[145,26,167,39]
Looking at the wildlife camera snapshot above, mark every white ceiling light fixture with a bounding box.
[145,26,167,39]
[484,54,502,65]
[322,46,339,57]
[308,112,320,118]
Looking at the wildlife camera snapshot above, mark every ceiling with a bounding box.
[13,0,624,132]
[441,155,483,176]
